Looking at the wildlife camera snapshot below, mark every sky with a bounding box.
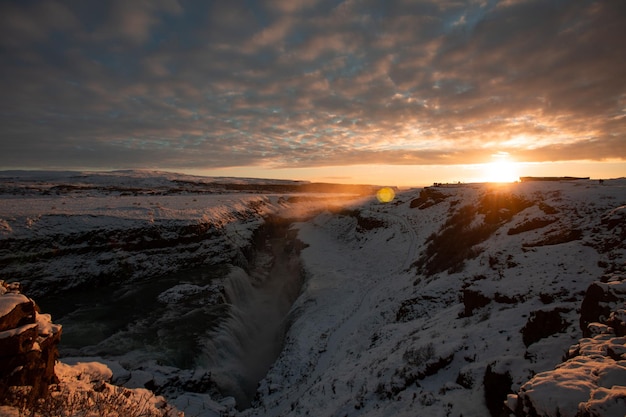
[1,0,625,186]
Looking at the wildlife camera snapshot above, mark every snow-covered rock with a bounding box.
[508,275,626,417]
[0,282,183,416]
[0,280,62,398]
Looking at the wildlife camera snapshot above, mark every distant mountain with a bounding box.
[0,169,379,196]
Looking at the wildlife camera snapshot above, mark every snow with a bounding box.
[0,293,30,317]
[1,172,625,417]
[157,283,222,304]
[35,312,62,337]
[0,170,369,298]
[247,179,626,417]
[0,322,37,339]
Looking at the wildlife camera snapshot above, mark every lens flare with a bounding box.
[376,187,395,203]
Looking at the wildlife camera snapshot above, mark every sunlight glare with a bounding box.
[481,154,519,183]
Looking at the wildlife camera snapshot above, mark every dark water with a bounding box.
[39,265,230,369]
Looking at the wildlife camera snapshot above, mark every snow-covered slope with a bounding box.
[249,179,626,417]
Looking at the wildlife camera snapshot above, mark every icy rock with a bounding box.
[125,369,156,389]
[601,205,626,231]
[587,322,614,336]
[578,386,626,417]
[157,282,223,305]
[509,350,626,417]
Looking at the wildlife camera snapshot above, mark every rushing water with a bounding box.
[39,228,303,409]
[198,236,303,407]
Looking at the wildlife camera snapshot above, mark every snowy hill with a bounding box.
[249,179,626,417]
[0,173,625,417]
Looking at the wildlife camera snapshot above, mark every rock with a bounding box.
[0,405,19,417]
[483,363,513,417]
[409,188,448,209]
[0,323,38,355]
[521,308,570,347]
[0,281,62,400]
[462,289,491,317]
[606,308,626,336]
[0,293,35,332]
[507,275,626,417]
[580,278,626,337]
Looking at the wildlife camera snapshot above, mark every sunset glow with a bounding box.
[0,1,624,185]
[477,154,520,183]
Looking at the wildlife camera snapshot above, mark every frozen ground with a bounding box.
[1,171,625,417]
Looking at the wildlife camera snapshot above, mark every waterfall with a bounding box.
[196,236,303,409]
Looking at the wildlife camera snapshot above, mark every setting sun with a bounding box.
[479,153,520,183]
[482,160,520,183]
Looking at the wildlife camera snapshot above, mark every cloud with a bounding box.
[0,0,624,173]
[90,0,183,45]
[0,1,80,49]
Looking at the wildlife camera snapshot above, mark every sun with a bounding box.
[481,157,519,183]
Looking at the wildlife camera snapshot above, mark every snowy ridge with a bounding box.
[249,179,626,417]
[0,169,307,188]
[0,171,370,297]
[0,193,272,296]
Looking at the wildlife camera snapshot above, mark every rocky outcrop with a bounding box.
[521,308,570,347]
[506,275,626,417]
[461,288,492,317]
[580,277,626,338]
[409,187,449,209]
[0,281,62,400]
[483,363,513,417]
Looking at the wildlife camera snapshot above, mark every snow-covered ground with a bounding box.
[1,172,625,417]
[0,170,369,297]
[248,179,626,417]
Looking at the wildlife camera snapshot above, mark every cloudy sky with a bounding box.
[1,0,625,185]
